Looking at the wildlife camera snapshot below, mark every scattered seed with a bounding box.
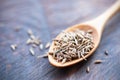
[104,50,108,55]
[39,44,44,50]
[37,53,48,58]
[94,60,102,64]
[10,44,17,51]
[32,44,37,48]
[30,35,36,40]
[45,42,51,49]
[27,29,33,35]
[86,66,90,73]
[26,38,41,45]
[14,27,21,32]
[29,48,35,56]
[26,39,32,44]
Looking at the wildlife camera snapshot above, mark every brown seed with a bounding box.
[94,60,102,64]
[10,44,17,51]
[104,50,108,55]
[86,66,90,73]
[49,52,53,55]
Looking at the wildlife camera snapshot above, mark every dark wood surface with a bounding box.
[0,0,120,80]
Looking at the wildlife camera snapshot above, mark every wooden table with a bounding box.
[0,0,120,80]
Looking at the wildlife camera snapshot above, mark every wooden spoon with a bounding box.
[48,1,120,67]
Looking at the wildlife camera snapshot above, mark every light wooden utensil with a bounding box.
[48,1,120,67]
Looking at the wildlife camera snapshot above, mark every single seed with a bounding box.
[45,42,51,49]
[15,27,21,32]
[37,53,48,58]
[87,29,93,34]
[29,48,35,56]
[81,52,87,61]
[27,29,33,35]
[61,58,67,64]
[30,35,36,40]
[49,52,53,55]
[86,66,90,73]
[104,50,108,55]
[26,38,32,44]
[10,44,17,51]
[32,44,37,48]
[39,44,43,50]
[94,60,102,64]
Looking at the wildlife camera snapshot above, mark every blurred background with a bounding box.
[0,0,120,80]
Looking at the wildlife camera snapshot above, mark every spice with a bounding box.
[94,60,102,64]
[87,29,93,34]
[86,66,90,73]
[45,42,51,49]
[14,27,21,32]
[26,38,41,45]
[104,50,108,55]
[39,44,44,50]
[32,44,37,48]
[27,29,33,36]
[37,53,48,58]
[10,44,17,51]
[26,29,41,46]
[49,29,94,63]
[29,48,35,56]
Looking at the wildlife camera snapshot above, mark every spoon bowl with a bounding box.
[48,24,99,67]
[48,1,120,67]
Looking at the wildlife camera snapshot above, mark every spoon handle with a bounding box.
[88,0,120,35]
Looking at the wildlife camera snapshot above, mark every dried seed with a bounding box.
[15,27,21,32]
[61,58,67,64]
[94,60,102,64]
[32,44,37,48]
[39,44,43,50]
[50,30,94,63]
[29,48,35,56]
[86,66,90,73]
[104,50,108,55]
[78,52,81,58]
[81,53,87,61]
[34,40,41,45]
[10,44,17,51]
[37,53,48,58]
[45,42,51,49]
[26,39,32,44]
[87,29,93,34]
[30,35,36,40]
[49,52,53,55]
[27,29,33,35]
[26,38,41,45]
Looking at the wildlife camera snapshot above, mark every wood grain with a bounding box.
[0,0,120,80]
